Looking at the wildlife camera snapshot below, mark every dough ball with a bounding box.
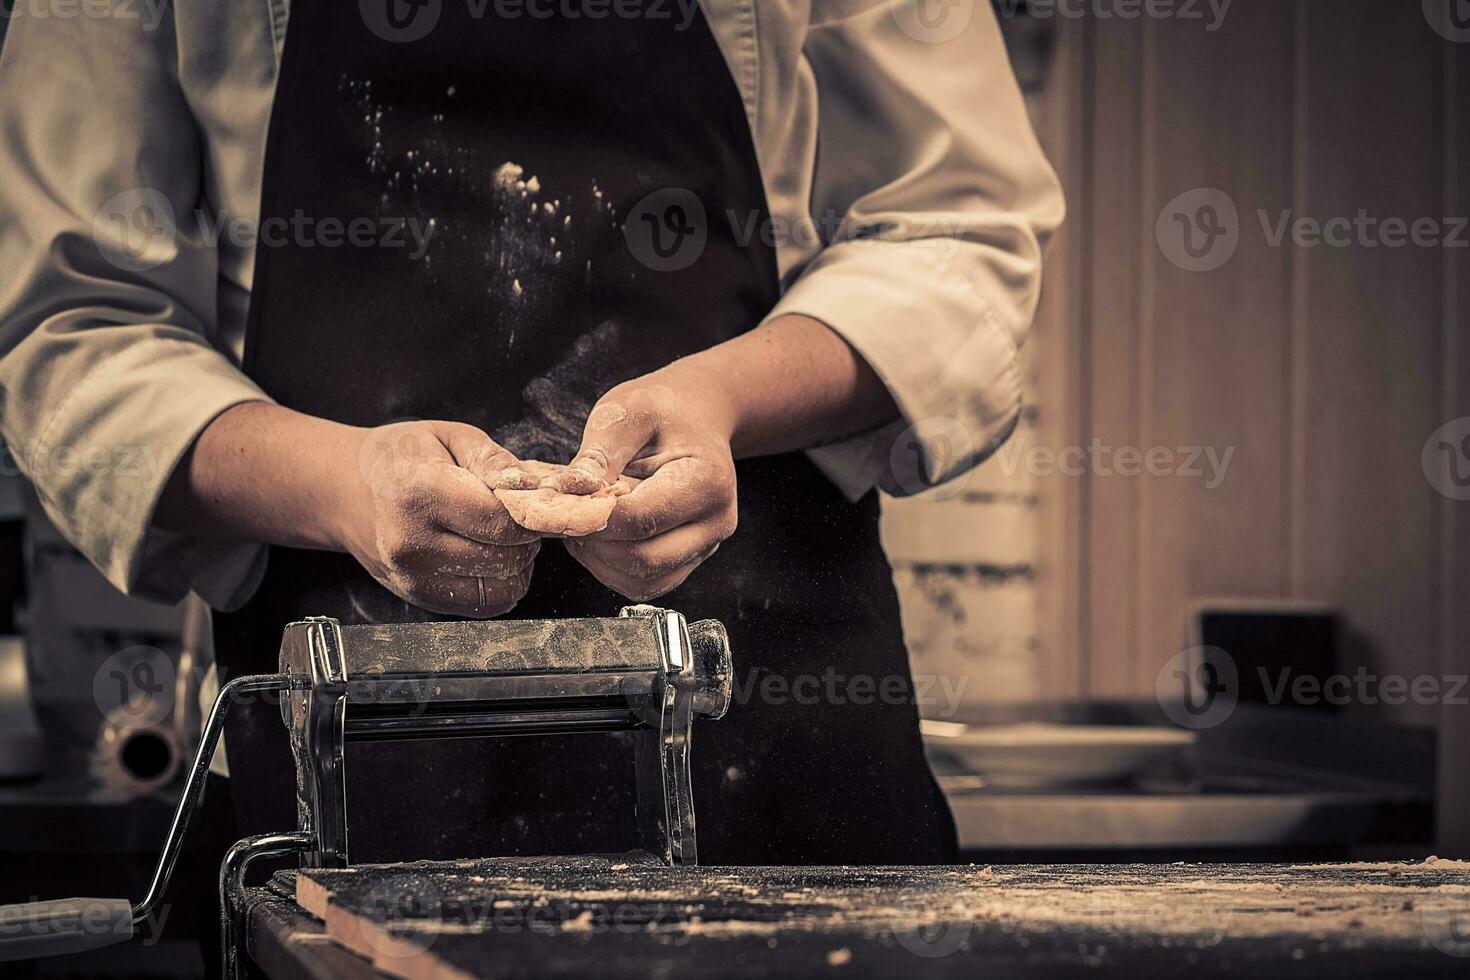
[490,460,634,536]
[495,487,621,537]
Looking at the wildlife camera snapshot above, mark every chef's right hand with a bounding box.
[342,420,540,617]
[160,405,538,617]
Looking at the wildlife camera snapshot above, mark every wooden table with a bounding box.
[246,855,1470,978]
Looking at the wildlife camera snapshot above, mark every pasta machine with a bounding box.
[0,605,733,978]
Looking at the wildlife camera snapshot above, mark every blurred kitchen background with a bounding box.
[0,4,1466,967]
[884,0,1467,862]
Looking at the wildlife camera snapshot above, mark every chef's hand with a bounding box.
[159,318,892,608]
[344,420,541,616]
[158,405,539,618]
[557,369,739,601]
[554,314,904,601]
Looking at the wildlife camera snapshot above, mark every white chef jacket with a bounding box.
[0,0,1063,611]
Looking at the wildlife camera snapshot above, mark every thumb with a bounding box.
[432,421,519,486]
[560,396,657,492]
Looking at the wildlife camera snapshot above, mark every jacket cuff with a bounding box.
[764,238,1026,500]
[27,337,272,610]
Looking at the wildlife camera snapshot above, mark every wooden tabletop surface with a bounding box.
[246,854,1470,979]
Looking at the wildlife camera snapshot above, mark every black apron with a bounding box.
[215,0,956,867]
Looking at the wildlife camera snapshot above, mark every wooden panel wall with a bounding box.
[1438,20,1469,856]
[1030,15,1087,701]
[1292,5,1448,723]
[1034,0,1466,736]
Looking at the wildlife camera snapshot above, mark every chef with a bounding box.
[0,0,1060,955]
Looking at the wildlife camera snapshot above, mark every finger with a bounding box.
[568,522,723,580]
[564,538,701,603]
[544,465,603,496]
[591,458,731,541]
[432,421,522,485]
[406,566,534,618]
[562,391,660,489]
[621,451,677,481]
[377,529,537,585]
[424,463,540,545]
[358,423,456,500]
[419,533,540,579]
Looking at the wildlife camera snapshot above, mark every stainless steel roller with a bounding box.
[0,605,733,979]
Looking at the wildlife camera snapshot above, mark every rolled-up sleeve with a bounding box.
[769,0,1065,499]
[0,11,270,608]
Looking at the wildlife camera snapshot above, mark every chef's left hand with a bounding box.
[557,366,738,601]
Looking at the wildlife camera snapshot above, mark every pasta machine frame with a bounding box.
[0,605,733,979]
